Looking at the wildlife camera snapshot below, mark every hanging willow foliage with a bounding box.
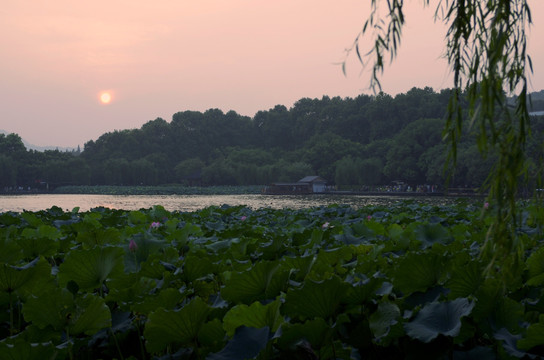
[346,0,533,283]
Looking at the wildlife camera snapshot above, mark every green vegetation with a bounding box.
[1,89,543,193]
[53,185,263,196]
[347,0,541,300]
[1,202,544,359]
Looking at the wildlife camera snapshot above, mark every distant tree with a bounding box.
[226,148,275,166]
[334,155,386,187]
[418,144,447,185]
[202,159,237,186]
[383,118,444,185]
[359,157,384,185]
[302,133,364,181]
[66,157,91,185]
[103,158,130,185]
[335,156,362,187]
[364,93,395,141]
[0,155,16,188]
[273,160,313,183]
[253,105,293,150]
[0,133,27,156]
[131,158,159,185]
[174,158,205,183]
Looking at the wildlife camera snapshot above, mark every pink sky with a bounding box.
[1,1,543,148]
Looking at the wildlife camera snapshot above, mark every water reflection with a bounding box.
[0,194,463,213]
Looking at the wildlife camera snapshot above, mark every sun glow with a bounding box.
[99,92,112,104]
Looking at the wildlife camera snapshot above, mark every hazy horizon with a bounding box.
[2,1,543,148]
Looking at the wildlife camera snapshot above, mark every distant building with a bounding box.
[262,176,327,194]
[298,176,327,193]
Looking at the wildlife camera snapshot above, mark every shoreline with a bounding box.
[0,189,485,198]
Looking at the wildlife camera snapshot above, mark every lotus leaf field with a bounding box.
[1,201,544,359]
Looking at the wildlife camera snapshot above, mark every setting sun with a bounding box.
[99,92,112,104]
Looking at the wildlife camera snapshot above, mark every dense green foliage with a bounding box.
[1,202,544,359]
[53,185,263,196]
[2,88,543,191]
[347,0,540,288]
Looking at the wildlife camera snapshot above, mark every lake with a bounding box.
[0,193,468,213]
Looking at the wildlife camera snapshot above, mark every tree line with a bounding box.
[1,87,543,191]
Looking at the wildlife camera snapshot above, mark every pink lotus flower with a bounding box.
[322,222,330,229]
[150,222,161,229]
[240,216,247,221]
[484,202,489,210]
[367,215,372,220]
[129,239,138,252]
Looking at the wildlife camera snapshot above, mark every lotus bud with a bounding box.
[129,239,138,252]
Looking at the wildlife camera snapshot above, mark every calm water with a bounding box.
[0,194,463,213]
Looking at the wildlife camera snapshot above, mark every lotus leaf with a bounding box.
[387,223,410,250]
[58,246,124,291]
[207,326,271,360]
[517,314,544,351]
[0,257,50,295]
[123,233,167,273]
[309,247,354,279]
[22,288,74,331]
[276,317,331,351]
[105,272,157,308]
[344,275,386,304]
[489,297,524,334]
[494,328,530,358]
[447,260,484,298]
[0,229,23,263]
[369,301,401,339]
[0,212,21,227]
[128,210,147,224]
[392,251,446,296]
[18,226,60,258]
[20,212,43,228]
[23,289,111,336]
[131,287,185,314]
[197,318,225,350]
[405,298,474,342]
[77,227,121,248]
[283,276,349,320]
[351,221,376,239]
[77,213,102,231]
[69,293,112,335]
[404,286,446,309]
[281,254,315,282]
[144,297,210,353]
[414,223,452,248]
[0,338,64,360]
[258,236,287,260]
[471,278,523,334]
[222,297,283,337]
[206,237,248,258]
[182,253,216,282]
[221,261,288,304]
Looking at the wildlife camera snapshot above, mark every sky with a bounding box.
[1,1,543,148]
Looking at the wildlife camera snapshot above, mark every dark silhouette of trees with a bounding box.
[2,88,543,193]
